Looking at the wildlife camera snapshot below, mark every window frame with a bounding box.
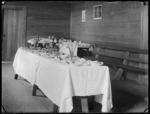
[93,5,102,20]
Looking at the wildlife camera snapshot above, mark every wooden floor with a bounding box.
[2,63,148,113]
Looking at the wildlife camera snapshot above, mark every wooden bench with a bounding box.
[85,43,148,80]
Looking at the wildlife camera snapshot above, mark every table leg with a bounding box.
[32,84,38,96]
[88,96,94,110]
[14,74,18,80]
[53,104,59,113]
[81,98,89,113]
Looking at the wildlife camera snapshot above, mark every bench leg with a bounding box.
[32,84,38,96]
[14,74,18,80]
[81,98,89,113]
[113,51,130,80]
[122,71,127,80]
[53,104,59,113]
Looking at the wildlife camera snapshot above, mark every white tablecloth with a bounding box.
[13,48,41,85]
[13,47,113,112]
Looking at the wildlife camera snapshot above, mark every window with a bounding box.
[93,5,102,19]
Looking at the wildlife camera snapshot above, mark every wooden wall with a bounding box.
[6,1,71,40]
[70,1,148,83]
[5,1,146,48]
[70,1,143,49]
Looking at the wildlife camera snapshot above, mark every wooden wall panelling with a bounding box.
[6,1,71,39]
[70,1,142,49]
[26,1,71,39]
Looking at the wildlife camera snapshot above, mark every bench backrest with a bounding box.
[93,43,148,64]
[94,43,148,54]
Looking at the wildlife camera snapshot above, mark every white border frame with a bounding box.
[93,5,102,20]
